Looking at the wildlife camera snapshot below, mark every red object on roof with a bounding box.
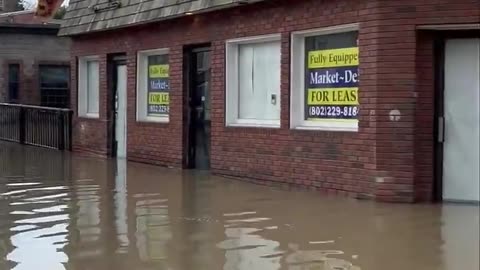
[35,0,63,19]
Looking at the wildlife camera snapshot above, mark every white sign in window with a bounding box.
[226,34,281,128]
[291,24,359,131]
[78,56,100,118]
[137,48,170,123]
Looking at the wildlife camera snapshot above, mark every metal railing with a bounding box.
[0,103,73,150]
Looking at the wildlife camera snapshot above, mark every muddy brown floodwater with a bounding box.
[0,142,479,270]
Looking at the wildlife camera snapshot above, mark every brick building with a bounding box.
[0,0,16,13]
[59,0,480,203]
[0,7,71,107]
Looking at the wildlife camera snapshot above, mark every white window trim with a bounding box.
[78,55,100,119]
[290,23,360,132]
[136,48,170,123]
[226,34,282,129]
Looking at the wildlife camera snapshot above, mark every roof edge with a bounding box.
[0,10,35,17]
[59,0,267,36]
[0,23,60,29]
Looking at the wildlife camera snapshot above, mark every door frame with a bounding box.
[433,30,480,202]
[107,53,127,158]
[182,44,211,169]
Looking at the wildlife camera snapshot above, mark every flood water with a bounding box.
[0,142,478,270]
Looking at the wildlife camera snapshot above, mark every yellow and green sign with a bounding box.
[148,92,169,105]
[147,55,170,115]
[148,64,170,78]
[308,47,359,69]
[304,33,359,124]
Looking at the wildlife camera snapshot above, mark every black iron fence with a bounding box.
[0,103,72,150]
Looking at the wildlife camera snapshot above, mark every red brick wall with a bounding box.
[415,32,436,202]
[69,0,480,202]
[70,55,109,156]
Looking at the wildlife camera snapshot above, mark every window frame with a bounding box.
[136,48,170,123]
[225,34,282,128]
[290,23,360,132]
[7,63,20,103]
[39,64,70,108]
[78,55,100,119]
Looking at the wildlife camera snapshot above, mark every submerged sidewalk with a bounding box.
[0,141,479,270]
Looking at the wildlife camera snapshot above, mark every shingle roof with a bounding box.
[59,0,267,36]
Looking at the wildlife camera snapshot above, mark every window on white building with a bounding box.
[226,34,281,128]
[291,24,359,132]
[136,48,170,123]
[78,56,100,118]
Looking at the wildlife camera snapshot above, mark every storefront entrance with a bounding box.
[439,37,480,203]
[115,64,127,158]
[184,46,211,169]
[109,54,128,159]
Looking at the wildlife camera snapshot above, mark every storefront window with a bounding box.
[137,48,170,122]
[226,34,281,128]
[147,55,170,116]
[291,24,359,131]
[78,56,100,118]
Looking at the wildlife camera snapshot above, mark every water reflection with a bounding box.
[218,214,282,270]
[0,146,70,270]
[0,141,478,270]
[114,159,128,252]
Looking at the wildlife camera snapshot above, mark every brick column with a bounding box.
[362,4,418,202]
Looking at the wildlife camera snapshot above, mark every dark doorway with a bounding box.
[107,53,127,158]
[183,46,211,169]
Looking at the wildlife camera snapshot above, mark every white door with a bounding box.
[116,65,127,158]
[443,38,480,202]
